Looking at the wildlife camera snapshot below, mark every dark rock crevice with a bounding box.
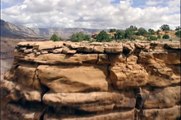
[34,66,50,120]
[35,68,50,102]
[134,87,145,120]
[106,54,118,91]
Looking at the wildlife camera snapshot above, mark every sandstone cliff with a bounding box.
[1,41,180,120]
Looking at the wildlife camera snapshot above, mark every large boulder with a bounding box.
[37,65,108,92]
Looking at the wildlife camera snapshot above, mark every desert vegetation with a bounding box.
[50,33,61,41]
[50,24,180,42]
[70,32,90,42]
[175,26,181,38]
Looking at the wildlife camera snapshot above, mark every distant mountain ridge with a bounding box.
[0,19,101,39]
[0,19,38,38]
[33,27,101,39]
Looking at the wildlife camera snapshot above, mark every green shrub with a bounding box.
[157,35,161,39]
[160,24,170,31]
[124,28,135,39]
[129,25,137,31]
[50,34,61,41]
[162,34,170,39]
[70,32,90,42]
[148,29,155,35]
[175,30,181,38]
[136,27,148,36]
[96,30,111,42]
[109,29,116,32]
[147,35,157,41]
[175,26,181,31]
[115,30,125,40]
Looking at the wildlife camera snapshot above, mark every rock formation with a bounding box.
[1,41,180,120]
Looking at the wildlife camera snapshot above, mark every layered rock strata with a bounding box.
[1,41,180,120]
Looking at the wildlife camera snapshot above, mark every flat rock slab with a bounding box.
[20,53,98,65]
[37,65,108,92]
[43,92,135,108]
[142,105,181,120]
[143,86,181,109]
[44,109,135,120]
[42,91,135,113]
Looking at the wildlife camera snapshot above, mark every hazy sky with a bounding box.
[1,0,180,29]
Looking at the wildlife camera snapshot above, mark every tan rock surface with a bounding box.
[0,80,41,102]
[43,92,135,111]
[143,86,181,108]
[37,65,108,92]
[20,53,98,65]
[14,65,40,89]
[142,105,181,120]
[1,41,181,120]
[110,55,149,89]
[139,51,180,87]
[45,109,135,120]
[2,103,43,120]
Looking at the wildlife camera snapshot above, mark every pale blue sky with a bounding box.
[1,0,150,9]
[1,0,180,29]
[1,0,24,9]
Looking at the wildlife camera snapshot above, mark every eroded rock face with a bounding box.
[110,55,149,89]
[1,41,180,120]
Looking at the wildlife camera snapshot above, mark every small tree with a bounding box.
[109,29,116,33]
[50,34,61,41]
[96,30,111,42]
[162,34,170,39]
[160,24,170,31]
[124,28,135,39]
[175,26,181,31]
[175,30,181,38]
[156,30,161,35]
[84,34,91,40]
[70,32,90,42]
[148,29,155,35]
[115,30,125,40]
[136,27,148,36]
[129,25,137,31]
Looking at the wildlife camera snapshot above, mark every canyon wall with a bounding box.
[1,41,180,120]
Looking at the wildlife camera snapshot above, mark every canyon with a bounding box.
[0,41,180,120]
